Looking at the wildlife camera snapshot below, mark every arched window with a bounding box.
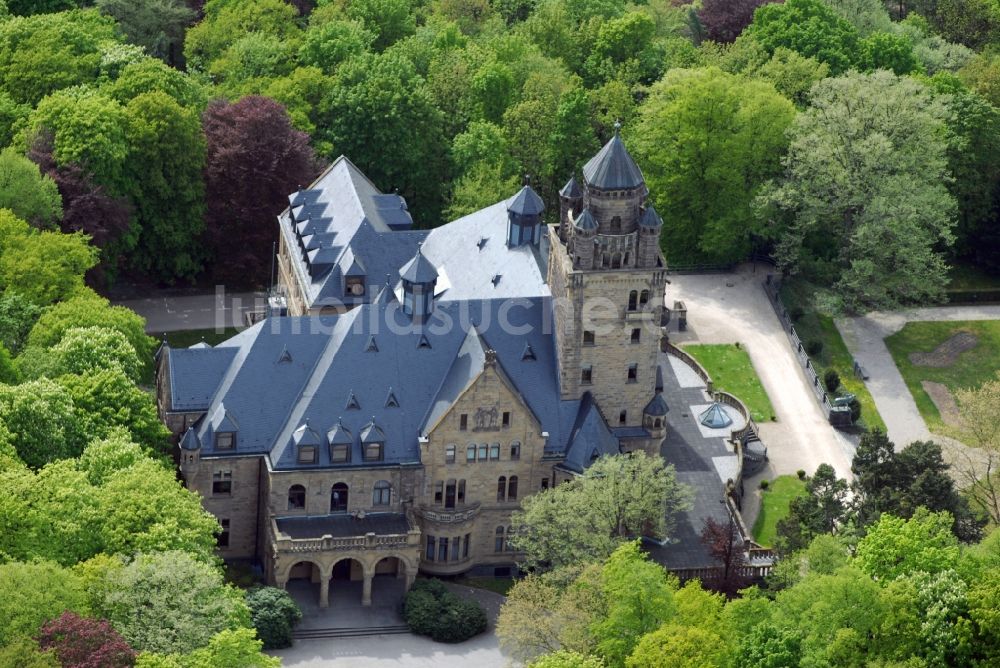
[654,418,662,428]
[331,483,349,512]
[372,480,391,506]
[602,254,610,268]
[508,476,518,501]
[288,484,305,510]
[445,445,455,464]
[497,476,507,502]
[640,289,650,307]
[445,479,457,508]
[506,525,515,551]
[611,216,621,233]
[467,444,476,462]
[611,253,621,269]
[458,479,466,503]
[495,526,506,552]
[627,290,638,311]
[623,252,630,266]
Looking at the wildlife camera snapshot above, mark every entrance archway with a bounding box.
[285,560,324,608]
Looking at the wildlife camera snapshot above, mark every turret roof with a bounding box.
[399,245,438,284]
[582,129,645,190]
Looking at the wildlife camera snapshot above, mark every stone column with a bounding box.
[404,564,416,590]
[319,573,331,608]
[362,570,373,607]
[275,577,287,590]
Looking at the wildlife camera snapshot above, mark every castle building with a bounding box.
[157,132,677,608]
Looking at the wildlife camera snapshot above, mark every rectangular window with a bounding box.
[495,529,505,553]
[460,414,468,431]
[434,481,443,504]
[452,536,461,561]
[445,481,456,509]
[463,533,471,558]
[438,537,448,562]
[466,445,476,462]
[541,477,549,490]
[330,444,350,463]
[458,480,466,503]
[583,330,595,346]
[426,535,435,561]
[631,328,641,344]
[364,443,382,461]
[297,446,317,464]
[581,366,592,385]
[217,519,230,548]
[478,444,488,461]
[445,445,455,464]
[510,442,520,460]
[627,363,638,383]
[215,432,234,450]
[619,410,627,425]
[489,444,500,461]
[212,470,232,496]
[502,411,510,428]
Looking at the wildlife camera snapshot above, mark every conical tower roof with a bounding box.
[399,245,438,284]
[699,402,733,429]
[507,184,545,216]
[560,176,583,198]
[573,208,598,231]
[582,126,645,190]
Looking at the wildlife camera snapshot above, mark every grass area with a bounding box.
[884,320,1000,437]
[780,279,886,432]
[453,576,515,596]
[682,343,775,422]
[752,475,808,547]
[163,327,240,348]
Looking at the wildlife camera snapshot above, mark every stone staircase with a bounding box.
[293,624,411,640]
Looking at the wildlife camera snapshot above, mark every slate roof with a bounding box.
[573,209,598,232]
[275,513,412,539]
[582,132,645,191]
[561,393,621,473]
[560,176,583,198]
[507,185,545,216]
[639,205,663,228]
[399,246,438,285]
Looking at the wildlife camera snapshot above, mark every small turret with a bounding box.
[399,244,438,321]
[558,176,583,242]
[643,366,668,439]
[506,183,545,247]
[637,204,663,269]
[572,209,598,269]
[179,427,201,480]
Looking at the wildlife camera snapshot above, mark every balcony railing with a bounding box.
[269,518,420,554]
[413,502,481,524]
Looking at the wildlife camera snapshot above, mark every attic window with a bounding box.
[278,346,292,364]
[365,336,378,353]
[385,390,399,408]
[215,432,235,450]
[298,445,317,464]
[522,343,536,361]
[418,334,432,349]
[346,392,360,410]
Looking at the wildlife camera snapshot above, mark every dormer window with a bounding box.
[346,276,365,296]
[215,432,234,450]
[330,443,350,463]
[364,442,383,462]
[298,445,317,464]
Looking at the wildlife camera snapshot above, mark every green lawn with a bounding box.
[780,279,886,432]
[454,576,515,596]
[682,343,775,422]
[885,320,1000,438]
[752,475,808,547]
[163,327,241,349]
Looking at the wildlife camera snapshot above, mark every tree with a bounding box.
[0,291,39,354]
[590,541,678,667]
[775,464,849,555]
[26,293,154,378]
[0,148,62,229]
[96,0,194,65]
[37,611,136,668]
[511,452,691,569]
[298,19,375,75]
[202,96,316,288]
[104,58,208,110]
[698,0,774,43]
[854,509,960,581]
[92,551,249,654]
[123,91,206,282]
[529,651,605,668]
[0,90,30,149]
[140,628,278,668]
[77,430,146,486]
[747,0,863,74]
[245,587,302,650]
[734,623,802,668]
[42,327,143,383]
[0,561,88,648]
[57,369,172,453]
[320,51,448,225]
[0,638,59,668]
[955,372,1000,525]
[632,67,795,265]
[700,515,749,597]
[183,0,300,70]
[0,378,83,468]
[345,0,416,51]
[761,71,955,312]
[625,624,730,668]
[0,10,119,106]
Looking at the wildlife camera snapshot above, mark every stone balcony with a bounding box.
[412,501,481,525]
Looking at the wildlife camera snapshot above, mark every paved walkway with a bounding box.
[836,305,1000,467]
[667,266,858,528]
[113,290,265,333]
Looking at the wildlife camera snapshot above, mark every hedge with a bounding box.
[402,579,487,643]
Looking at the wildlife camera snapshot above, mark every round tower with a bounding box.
[558,176,584,242]
[572,208,598,269]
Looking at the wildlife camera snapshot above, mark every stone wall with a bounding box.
[186,454,264,560]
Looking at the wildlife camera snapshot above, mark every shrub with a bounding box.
[797,469,807,480]
[246,587,302,650]
[805,339,823,357]
[789,306,804,322]
[403,579,487,643]
[823,369,841,393]
[849,397,862,423]
[760,479,770,490]
[37,611,136,668]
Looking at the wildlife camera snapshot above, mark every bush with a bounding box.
[760,479,770,490]
[823,369,841,393]
[848,397,862,424]
[246,586,302,650]
[789,306,804,322]
[797,469,807,480]
[403,579,487,643]
[805,339,823,357]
